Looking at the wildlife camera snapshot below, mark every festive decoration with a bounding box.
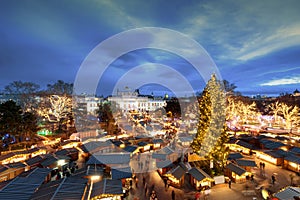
[191,74,227,161]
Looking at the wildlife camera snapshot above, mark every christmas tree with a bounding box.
[191,74,228,164]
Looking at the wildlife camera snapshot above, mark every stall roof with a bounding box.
[284,155,300,164]
[0,152,15,161]
[188,167,212,181]
[87,153,131,165]
[260,139,286,149]
[261,150,284,158]
[80,141,114,153]
[178,137,193,143]
[91,179,123,198]
[226,162,246,176]
[166,165,185,179]
[86,165,104,177]
[156,160,174,169]
[111,167,132,180]
[137,141,148,147]
[25,155,45,166]
[40,155,58,167]
[152,153,167,160]
[30,176,88,200]
[55,148,78,156]
[228,152,244,160]
[236,140,255,150]
[123,145,138,153]
[236,159,257,167]
[0,168,51,200]
[290,147,300,154]
[274,186,300,200]
[152,139,164,144]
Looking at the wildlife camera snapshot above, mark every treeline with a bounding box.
[0,80,75,150]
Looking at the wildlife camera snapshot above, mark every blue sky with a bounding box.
[1,0,300,97]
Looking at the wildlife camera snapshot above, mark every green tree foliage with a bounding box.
[0,100,22,135]
[97,101,120,135]
[0,100,39,143]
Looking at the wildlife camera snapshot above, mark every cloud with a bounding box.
[260,76,300,86]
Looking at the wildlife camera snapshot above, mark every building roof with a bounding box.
[123,145,138,153]
[152,153,167,160]
[40,155,58,167]
[0,168,51,200]
[260,139,285,149]
[30,176,88,200]
[188,167,212,181]
[91,179,123,198]
[137,141,148,147]
[228,152,244,160]
[0,152,15,162]
[290,147,300,154]
[236,159,257,167]
[274,186,300,200]
[5,162,26,169]
[226,162,246,176]
[156,160,174,169]
[152,139,164,144]
[284,155,300,164]
[80,140,114,153]
[261,150,284,158]
[25,155,45,166]
[236,140,255,149]
[178,137,193,143]
[111,167,132,180]
[166,165,185,179]
[86,165,104,177]
[87,153,131,165]
[0,165,8,173]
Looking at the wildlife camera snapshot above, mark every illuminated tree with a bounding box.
[268,101,282,126]
[191,74,227,159]
[269,102,299,130]
[226,97,260,126]
[38,95,73,132]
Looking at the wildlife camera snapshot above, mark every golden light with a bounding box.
[57,159,66,166]
[90,175,100,181]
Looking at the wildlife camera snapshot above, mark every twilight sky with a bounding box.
[1,0,300,97]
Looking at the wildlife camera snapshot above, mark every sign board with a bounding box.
[213,175,225,184]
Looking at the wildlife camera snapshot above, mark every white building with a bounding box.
[75,95,103,115]
[108,89,166,112]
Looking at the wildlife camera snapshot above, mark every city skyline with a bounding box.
[1,0,300,97]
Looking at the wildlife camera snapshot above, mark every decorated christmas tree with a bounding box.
[191,74,228,167]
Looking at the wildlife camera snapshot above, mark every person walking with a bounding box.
[172,190,175,200]
[228,179,232,188]
[272,175,276,185]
